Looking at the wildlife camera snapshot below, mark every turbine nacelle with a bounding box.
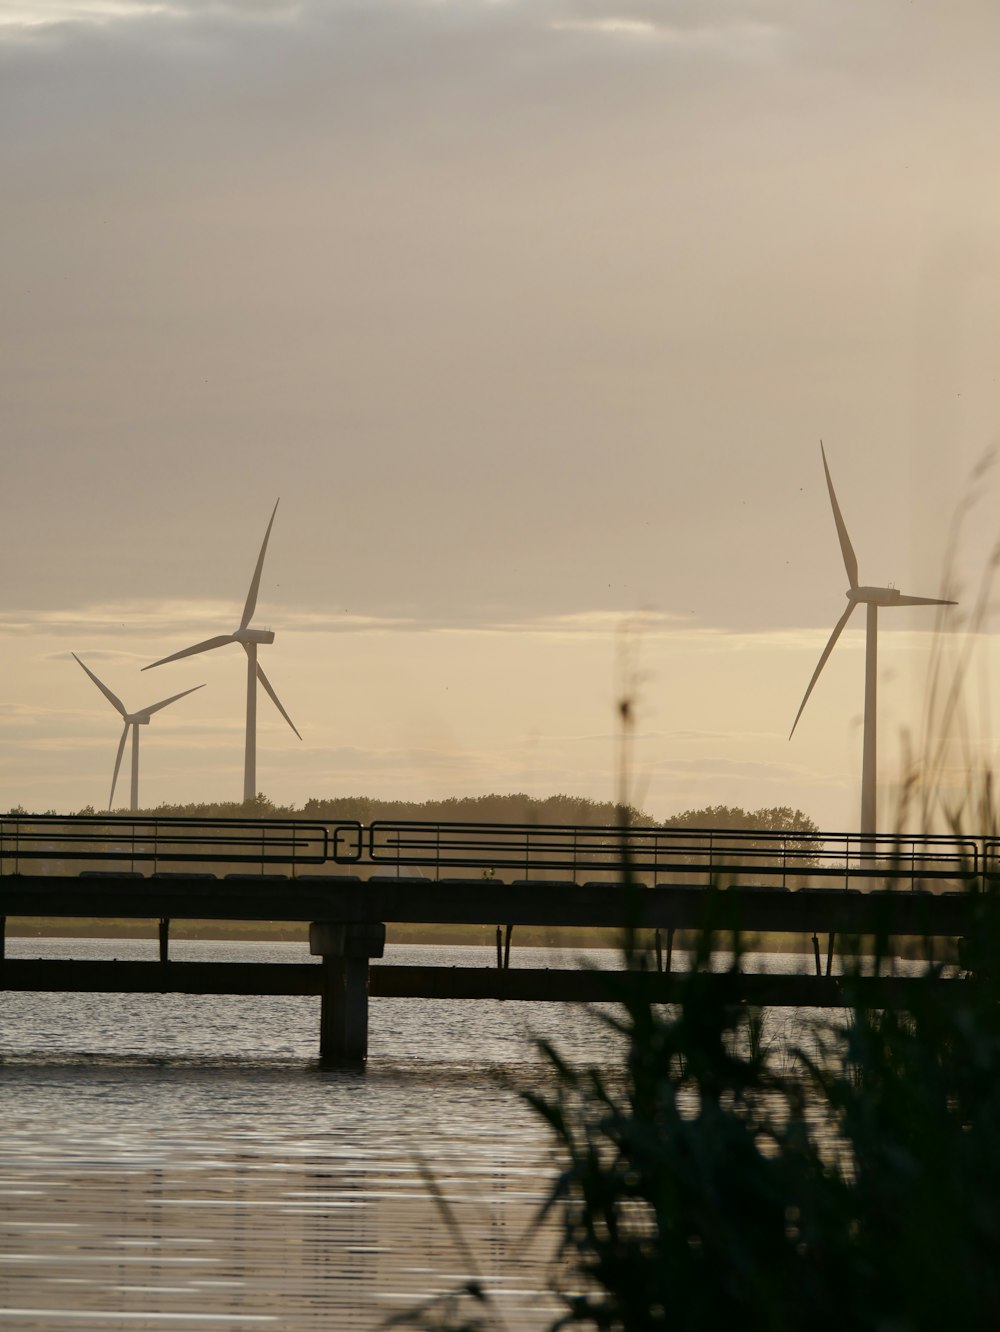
[234,627,276,646]
[849,586,900,606]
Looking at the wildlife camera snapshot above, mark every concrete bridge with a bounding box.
[0,814,992,1063]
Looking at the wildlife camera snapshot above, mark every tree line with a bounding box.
[6,793,818,832]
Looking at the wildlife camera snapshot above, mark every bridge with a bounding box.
[0,814,993,1063]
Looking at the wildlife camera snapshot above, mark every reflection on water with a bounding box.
[0,1112,556,1327]
[0,940,632,1329]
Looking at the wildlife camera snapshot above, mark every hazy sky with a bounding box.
[3,1,1000,826]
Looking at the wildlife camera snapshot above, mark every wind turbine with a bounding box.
[789,443,955,838]
[73,653,204,812]
[143,499,301,803]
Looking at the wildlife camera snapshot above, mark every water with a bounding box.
[0,938,636,1329]
[3,935,917,1327]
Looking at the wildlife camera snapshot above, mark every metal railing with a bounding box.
[0,815,362,875]
[368,821,980,889]
[0,814,986,888]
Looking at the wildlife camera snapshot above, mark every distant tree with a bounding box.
[661,805,821,871]
[297,793,656,827]
[663,805,818,835]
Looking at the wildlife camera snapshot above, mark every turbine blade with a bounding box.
[789,602,857,740]
[110,721,129,810]
[820,441,859,590]
[143,636,235,670]
[893,594,958,608]
[256,661,302,740]
[73,653,127,718]
[139,683,207,718]
[241,499,280,630]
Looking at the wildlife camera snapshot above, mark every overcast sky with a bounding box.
[2,0,999,827]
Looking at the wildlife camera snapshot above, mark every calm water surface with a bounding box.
[1,938,667,1330]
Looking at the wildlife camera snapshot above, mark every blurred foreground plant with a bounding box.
[393,876,1000,1332]
[525,902,1000,1331]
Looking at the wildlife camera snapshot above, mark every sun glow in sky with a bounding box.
[3,1,1000,828]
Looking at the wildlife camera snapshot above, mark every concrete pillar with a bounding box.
[310,922,386,1064]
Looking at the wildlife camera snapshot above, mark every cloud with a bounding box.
[0,600,684,638]
[1,0,169,30]
[1,0,299,33]
[550,17,661,39]
[548,9,781,56]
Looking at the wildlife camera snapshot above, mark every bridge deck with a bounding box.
[0,872,978,935]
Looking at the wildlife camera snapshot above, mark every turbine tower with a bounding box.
[73,653,204,812]
[143,499,301,803]
[789,443,955,838]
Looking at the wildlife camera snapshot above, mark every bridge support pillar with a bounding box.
[310,922,386,1065]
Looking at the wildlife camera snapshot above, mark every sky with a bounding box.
[2,0,1000,828]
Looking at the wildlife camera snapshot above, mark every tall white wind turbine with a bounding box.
[73,653,204,812]
[143,500,301,803]
[789,443,956,838]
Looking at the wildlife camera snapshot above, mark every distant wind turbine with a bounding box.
[143,499,301,803]
[789,442,956,838]
[73,653,204,812]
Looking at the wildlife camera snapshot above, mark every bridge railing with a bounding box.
[0,815,362,875]
[0,815,985,887]
[367,821,980,889]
